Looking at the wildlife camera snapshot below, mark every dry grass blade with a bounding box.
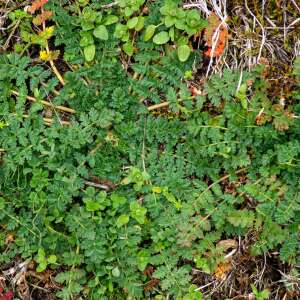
[225,0,299,72]
[3,259,31,286]
[244,0,266,64]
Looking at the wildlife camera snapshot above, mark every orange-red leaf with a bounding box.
[32,10,53,25]
[214,261,232,280]
[204,12,228,58]
[28,0,49,14]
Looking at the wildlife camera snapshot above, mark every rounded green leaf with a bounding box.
[135,16,145,31]
[93,25,108,40]
[0,197,5,210]
[177,45,191,62]
[236,83,248,109]
[84,44,95,61]
[85,199,101,211]
[37,248,45,260]
[112,267,120,277]
[124,7,133,17]
[116,215,129,228]
[177,36,189,46]
[153,31,170,45]
[104,15,119,25]
[127,17,139,29]
[165,15,175,27]
[169,27,175,41]
[175,19,186,30]
[81,20,94,31]
[80,32,94,47]
[95,14,103,24]
[48,254,57,264]
[36,262,47,273]
[123,42,134,56]
[114,23,128,38]
[144,25,156,41]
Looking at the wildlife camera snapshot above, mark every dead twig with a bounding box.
[147,101,170,111]
[84,180,111,191]
[11,90,75,114]
[147,89,206,111]
[291,0,300,13]
[41,82,60,96]
[18,114,70,126]
[195,280,216,291]
[101,1,118,8]
[2,19,20,50]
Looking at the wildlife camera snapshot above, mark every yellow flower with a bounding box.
[39,26,55,39]
[45,26,54,35]
[152,186,162,193]
[39,50,60,61]
[39,50,48,61]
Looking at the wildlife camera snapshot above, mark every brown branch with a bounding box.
[84,180,111,191]
[147,101,170,111]
[21,114,70,126]
[41,82,60,96]
[11,90,75,114]
[49,58,65,86]
[146,89,206,111]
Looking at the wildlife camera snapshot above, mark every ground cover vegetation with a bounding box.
[0,0,299,299]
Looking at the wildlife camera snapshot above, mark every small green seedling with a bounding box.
[251,284,270,300]
[35,248,57,272]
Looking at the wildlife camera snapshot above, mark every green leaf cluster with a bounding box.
[0,1,299,299]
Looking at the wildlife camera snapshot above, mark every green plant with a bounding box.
[35,248,57,272]
[78,7,119,61]
[117,0,145,17]
[159,1,206,35]
[251,285,270,300]
[0,0,299,299]
[145,0,207,61]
